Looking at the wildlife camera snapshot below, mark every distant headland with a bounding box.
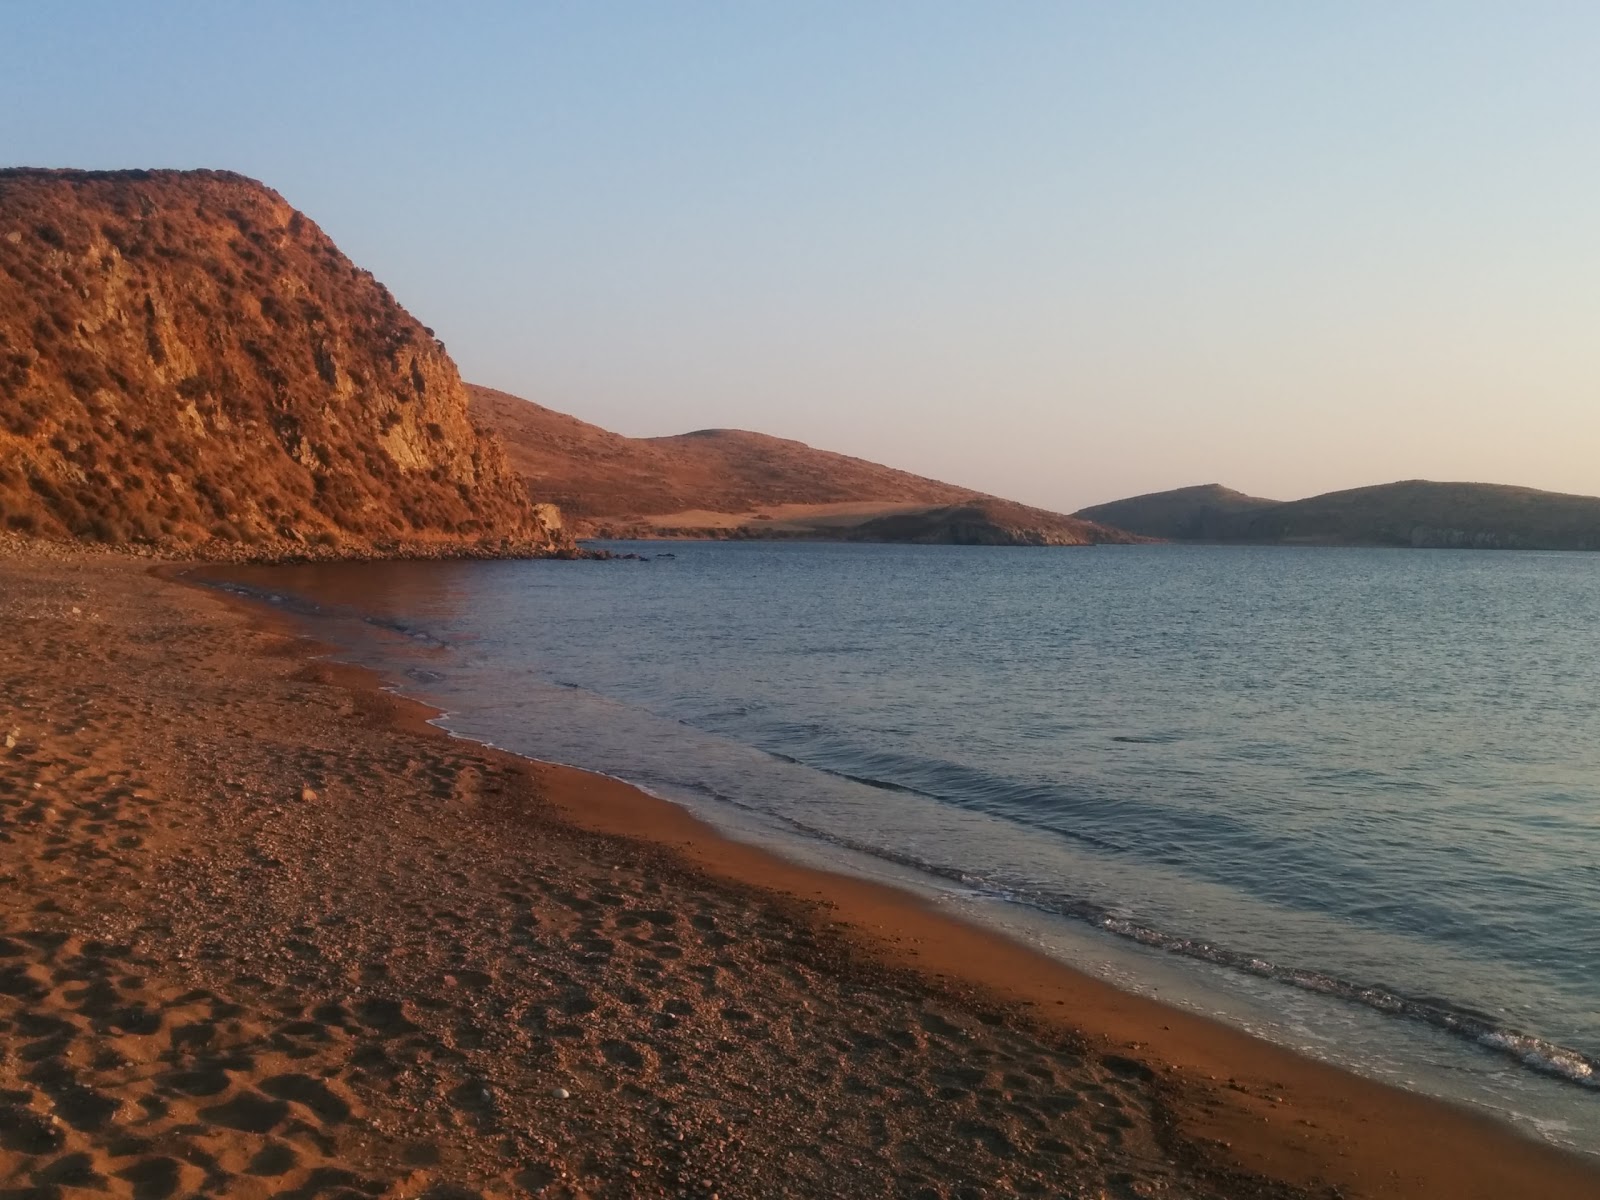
[1075,480,1600,551]
[467,384,1137,547]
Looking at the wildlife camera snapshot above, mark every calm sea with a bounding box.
[212,541,1600,1155]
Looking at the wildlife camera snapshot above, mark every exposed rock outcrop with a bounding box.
[0,169,565,558]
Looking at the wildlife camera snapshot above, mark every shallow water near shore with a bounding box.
[211,541,1600,1155]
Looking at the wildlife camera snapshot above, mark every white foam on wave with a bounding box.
[1478,1031,1597,1087]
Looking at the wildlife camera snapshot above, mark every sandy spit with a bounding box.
[0,546,1595,1199]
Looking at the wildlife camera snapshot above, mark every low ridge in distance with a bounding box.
[1076,480,1600,551]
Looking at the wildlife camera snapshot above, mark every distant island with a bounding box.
[1076,480,1600,551]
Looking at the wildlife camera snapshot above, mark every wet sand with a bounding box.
[1,545,1596,1198]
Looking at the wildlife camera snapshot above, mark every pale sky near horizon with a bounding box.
[4,2,1598,512]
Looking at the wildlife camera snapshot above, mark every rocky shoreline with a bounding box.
[0,527,591,565]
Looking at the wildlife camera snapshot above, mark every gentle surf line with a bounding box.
[458,685,1600,1099]
[200,571,1600,1097]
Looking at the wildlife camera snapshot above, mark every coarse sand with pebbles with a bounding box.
[1,544,1596,1200]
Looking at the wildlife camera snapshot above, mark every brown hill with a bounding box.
[467,385,977,517]
[1074,484,1280,541]
[469,385,1137,546]
[1076,479,1600,550]
[842,499,1142,546]
[0,168,564,558]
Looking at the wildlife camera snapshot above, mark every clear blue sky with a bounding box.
[5,2,1598,510]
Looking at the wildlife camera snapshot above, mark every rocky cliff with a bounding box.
[0,169,563,557]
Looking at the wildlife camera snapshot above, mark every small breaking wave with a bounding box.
[1077,908,1598,1089]
[204,579,449,649]
[678,760,1600,1093]
[747,747,1133,855]
[202,567,1600,1097]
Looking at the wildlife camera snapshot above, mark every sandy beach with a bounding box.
[1,545,1596,1199]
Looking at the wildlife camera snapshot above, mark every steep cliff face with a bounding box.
[0,169,562,556]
